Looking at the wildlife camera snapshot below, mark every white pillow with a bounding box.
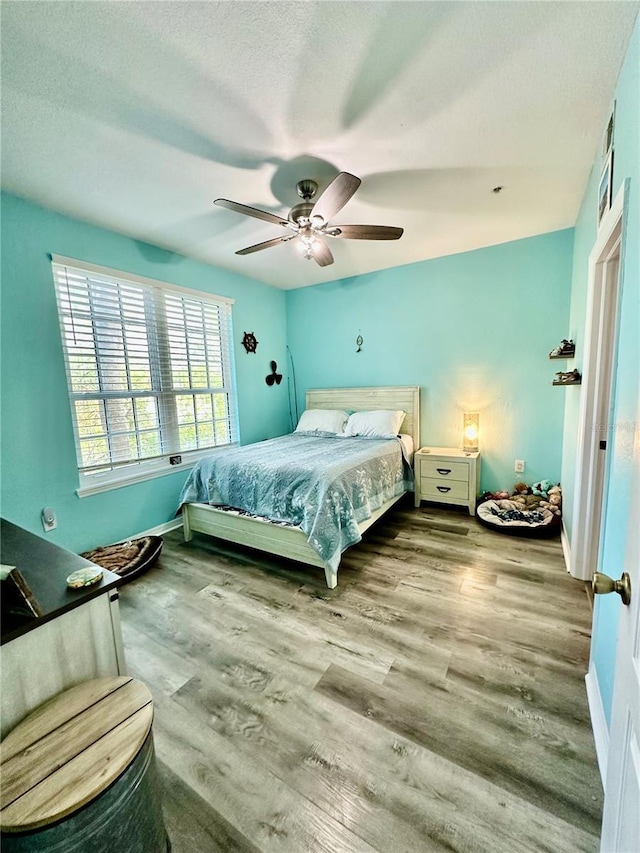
[343,410,405,438]
[295,409,349,434]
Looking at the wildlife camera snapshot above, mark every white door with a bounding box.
[599,398,640,852]
[571,191,623,582]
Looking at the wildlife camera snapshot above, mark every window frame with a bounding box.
[51,255,239,497]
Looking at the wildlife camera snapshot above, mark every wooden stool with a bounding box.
[0,677,169,852]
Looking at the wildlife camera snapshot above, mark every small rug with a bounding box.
[81,536,163,582]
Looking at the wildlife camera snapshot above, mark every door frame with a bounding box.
[570,181,627,582]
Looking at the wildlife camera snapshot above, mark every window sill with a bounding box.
[76,446,235,498]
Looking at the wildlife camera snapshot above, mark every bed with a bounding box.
[179,386,420,588]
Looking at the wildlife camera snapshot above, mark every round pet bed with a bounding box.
[81,536,163,582]
[476,500,561,538]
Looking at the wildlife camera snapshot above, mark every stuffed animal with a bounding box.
[509,494,542,511]
[495,499,520,511]
[513,481,530,494]
[491,489,511,500]
[532,479,553,497]
[541,485,562,516]
[524,494,542,509]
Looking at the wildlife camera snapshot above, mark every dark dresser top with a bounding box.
[1,519,122,645]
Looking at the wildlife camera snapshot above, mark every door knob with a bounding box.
[592,571,631,605]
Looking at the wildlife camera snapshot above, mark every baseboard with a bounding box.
[560,520,571,574]
[585,665,609,785]
[134,518,182,538]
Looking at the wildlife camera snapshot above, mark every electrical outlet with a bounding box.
[42,507,57,532]
[514,460,525,474]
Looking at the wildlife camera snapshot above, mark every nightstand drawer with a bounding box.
[420,477,469,500]
[419,459,470,482]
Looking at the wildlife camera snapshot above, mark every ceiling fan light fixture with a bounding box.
[299,228,317,260]
[217,172,403,267]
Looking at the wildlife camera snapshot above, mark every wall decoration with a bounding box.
[553,369,582,386]
[355,335,363,353]
[597,150,613,227]
[548,339,575,359]
[241,331,258,354]
[597,150,614,226]
[598,102,615,230]
[265,360,282,386]
[602,102,615,159]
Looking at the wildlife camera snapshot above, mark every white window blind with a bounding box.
[52,257,238,479]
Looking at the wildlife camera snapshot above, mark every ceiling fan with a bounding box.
[214,172,403,267]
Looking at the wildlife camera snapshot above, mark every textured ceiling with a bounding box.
[2,1,638,289]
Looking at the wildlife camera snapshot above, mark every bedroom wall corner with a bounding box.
[285,229,574,495]
[0,193,289,553]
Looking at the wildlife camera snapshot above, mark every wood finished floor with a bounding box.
[119,500,602,853]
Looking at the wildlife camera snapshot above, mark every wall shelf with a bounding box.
[553,374,582,386]
[548,339,575,360]
[549,340,577,384]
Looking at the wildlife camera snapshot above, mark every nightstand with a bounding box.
[414,447,481,516]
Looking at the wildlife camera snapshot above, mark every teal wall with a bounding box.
[563,16,639,725]
[286,230,573,494]
[0,192,289,552]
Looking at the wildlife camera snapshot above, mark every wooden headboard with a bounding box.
[306,386,420,450]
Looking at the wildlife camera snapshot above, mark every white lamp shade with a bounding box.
[463,412,479,452]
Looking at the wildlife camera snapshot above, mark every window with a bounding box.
[52,256,238,494]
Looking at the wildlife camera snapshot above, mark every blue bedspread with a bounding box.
[178,432,413,572]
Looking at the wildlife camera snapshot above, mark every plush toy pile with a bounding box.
[476,480,562,537]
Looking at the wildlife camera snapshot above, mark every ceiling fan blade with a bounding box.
[214,198,290,228]
[328,225,404,240]
[310,172,361,223]
[236,235,298,256]
[312,236,334,267]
